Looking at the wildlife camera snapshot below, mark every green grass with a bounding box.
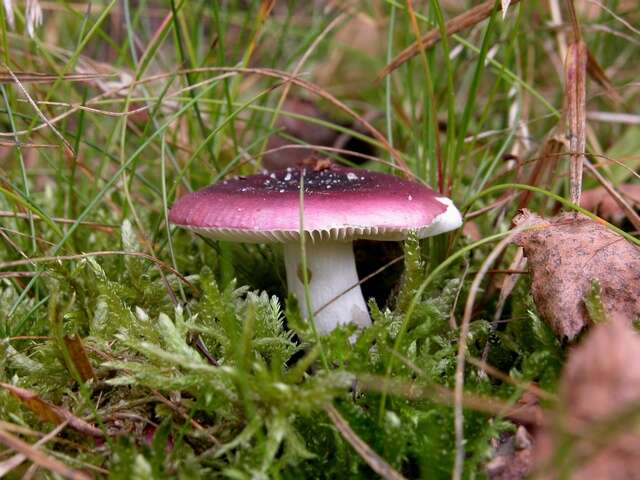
[0,1,639,478]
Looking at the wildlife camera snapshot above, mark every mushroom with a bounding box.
[169,163,462,334]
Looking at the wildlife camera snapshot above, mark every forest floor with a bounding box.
[1,1,640,478]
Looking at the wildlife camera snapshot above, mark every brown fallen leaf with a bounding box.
[580,184,640,223]
[63,335,96,382]
[0,383,102,437]
[512,210,640,340]
[462,221,482,241]
[563,317,640,421]
[505,389,544,432]
[582,162,640,231]
[534,318,640,479]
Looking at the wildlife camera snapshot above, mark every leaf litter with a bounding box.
[2,2,640,478]
[512,210,640,340]
[534,316,640,478]
[580,184,640,223]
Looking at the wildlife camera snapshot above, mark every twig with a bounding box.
[0,383,102,437]
[479,248,527,365]
[324,404,406,480]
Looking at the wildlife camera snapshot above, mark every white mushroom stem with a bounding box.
[283,240,371,334]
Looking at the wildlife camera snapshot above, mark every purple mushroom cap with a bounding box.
[169,165,462,242]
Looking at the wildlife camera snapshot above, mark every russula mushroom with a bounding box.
[169,163,462,334]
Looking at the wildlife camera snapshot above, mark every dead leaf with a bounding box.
[462,221,482,241]
[582,161,640,231]
[0,383,102,437]
[512,210,640,340]
[563,317,640,421]
[63,335,96,382]
[506,389,544,431]
[580,184,640,223]
[534,318,640,479]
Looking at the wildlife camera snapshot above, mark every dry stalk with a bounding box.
[0,426,91,480]
[324,404,407,480]
[378,0,523,80]
[565,41,587,206]
[452,228,524,480]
